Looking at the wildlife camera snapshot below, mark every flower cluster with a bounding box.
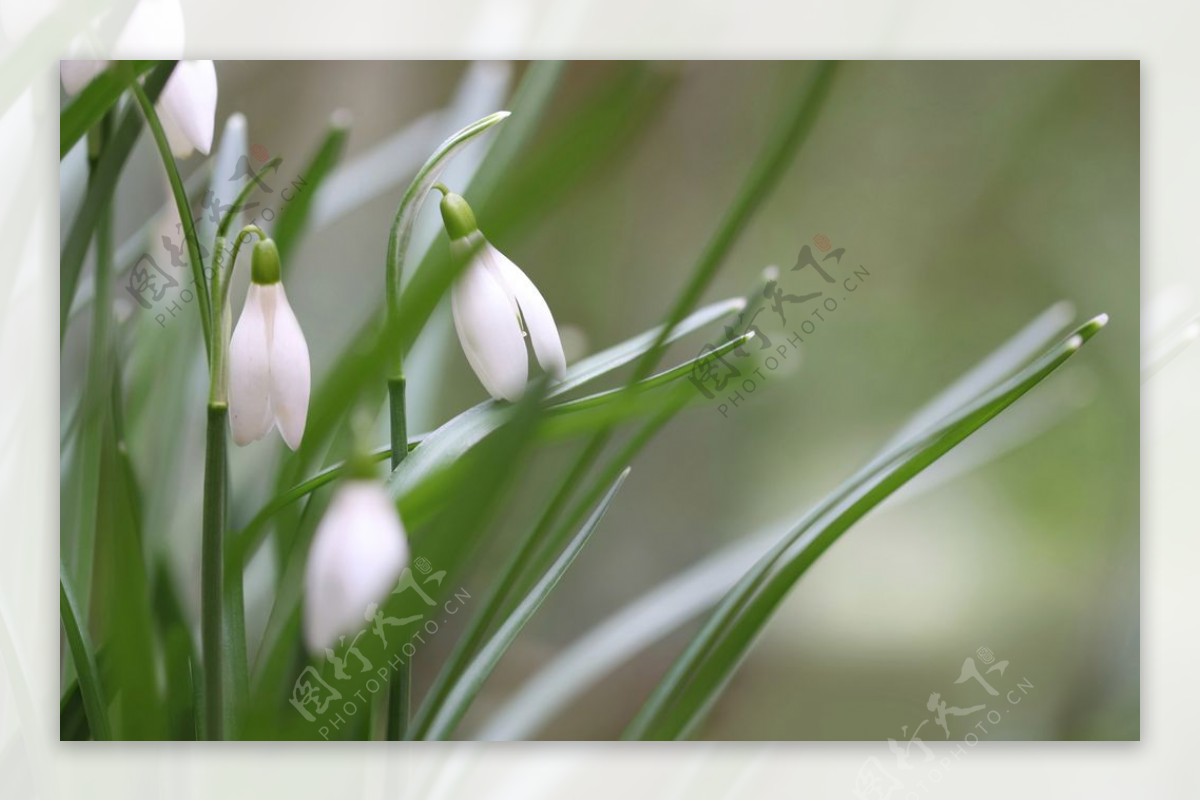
[65,55,566,653]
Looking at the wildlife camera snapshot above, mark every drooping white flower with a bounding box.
[59,0,214,159]
[154,59,217,157]
[61,58,217,158]
[303,479,409,653]
[228,239,310,450]
[439,189,566,402]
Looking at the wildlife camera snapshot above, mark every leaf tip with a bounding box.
[1076,312,1110,343]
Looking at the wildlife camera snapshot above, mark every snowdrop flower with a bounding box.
[62,59,216,158]
[438,187,566,402]
[59,0,215,158]
[304,479,409,653]
[149,59,217,158]
[228,238,310,450]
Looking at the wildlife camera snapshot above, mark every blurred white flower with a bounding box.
[303,480,409,653]
[439,189,566,402]
[61,59,216,158]
[58,0,213,157]
[153,59,217,157]
[228,240,310,450]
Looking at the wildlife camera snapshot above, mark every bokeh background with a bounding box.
[61,60,1139,740]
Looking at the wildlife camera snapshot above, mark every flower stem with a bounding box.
[386,375,409,739]
[378,112,510,741]
[128,77,213,361]
[387,377,408,472]
[201,403,228,739]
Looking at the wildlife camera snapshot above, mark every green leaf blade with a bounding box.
[272,112,352,263]
[59,60,158,159]
[59,568,112,741]
[624,316,1108,740]
[421,467,632,740]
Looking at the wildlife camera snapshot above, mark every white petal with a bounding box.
[228,284,273,445]
[157,102,195,159]
[156,60,217,157]
[451,242,530,402]
[60,60,108,95]
[488,244,567,379]
[304,481,408,654]
[113,0,186,57]
[266,284,311,451]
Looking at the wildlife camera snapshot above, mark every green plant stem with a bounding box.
[387,375,409,740]
[201,404,228,739]
[377,112,511,741]
[200,223,266,736]
[412,67,836,730]
[223,538,248,737]
[384,155,411,738]
[128,77,213,360]
[410,80,806,724]
[386,656,407,741]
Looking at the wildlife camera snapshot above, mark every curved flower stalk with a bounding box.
[228,239,311,450]
[437,186,566,401]
[60,0,215,159]
[304,477,409,653]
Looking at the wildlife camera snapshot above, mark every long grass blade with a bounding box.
[479,349,1093,739]
[61,61,174,340]
[59,568,111,740]
[387,297,747,504]
[421,468,632,740]
[60,60,158,159]
[630,61,838,381]
[624,314,1108,739]
[409,387,691,738]
[272,112,352,263]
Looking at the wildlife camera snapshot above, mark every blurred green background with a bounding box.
[66,60,1138,740]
